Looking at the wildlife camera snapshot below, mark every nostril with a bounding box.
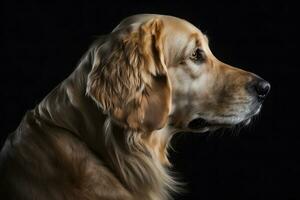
[255,80,271,99]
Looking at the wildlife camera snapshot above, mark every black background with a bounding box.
[1,1,299,199]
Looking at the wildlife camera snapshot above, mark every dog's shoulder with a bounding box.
[0,111,131,200]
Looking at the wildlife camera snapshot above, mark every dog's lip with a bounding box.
[187,117,252,130]
[187,118,232,129]
[187,118,210,129]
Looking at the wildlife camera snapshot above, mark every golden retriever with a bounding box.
[0,14,270,200]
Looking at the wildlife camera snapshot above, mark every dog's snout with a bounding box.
[248,77,271,100]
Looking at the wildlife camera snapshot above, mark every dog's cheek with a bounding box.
[142,96,169,131]
[140,78,171,132]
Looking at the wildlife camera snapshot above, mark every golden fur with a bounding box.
[0,14,269,200]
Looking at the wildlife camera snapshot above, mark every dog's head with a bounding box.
[87,14,270,133]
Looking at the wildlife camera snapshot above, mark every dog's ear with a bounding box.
[87,18,171,132]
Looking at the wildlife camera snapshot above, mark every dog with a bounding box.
[0,14,270,200]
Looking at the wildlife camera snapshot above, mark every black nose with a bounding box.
[256,80,271,97]
[249,77,271,100]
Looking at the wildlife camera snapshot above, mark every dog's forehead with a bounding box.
[162,17,201,45]
[162,16,200,34]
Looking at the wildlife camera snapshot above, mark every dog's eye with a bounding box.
[190,48,205,63]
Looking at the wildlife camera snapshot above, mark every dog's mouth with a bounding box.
[187,118,231,129]
[187,117,252,131]
[186,104,262,132]
[187,118,212,129]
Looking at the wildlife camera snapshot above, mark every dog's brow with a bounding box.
[183,35,198,57]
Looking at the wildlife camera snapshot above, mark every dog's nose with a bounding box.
[249,77,271,100]
[255,79,271,98]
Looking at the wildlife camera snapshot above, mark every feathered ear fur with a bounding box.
[87,18,171,132]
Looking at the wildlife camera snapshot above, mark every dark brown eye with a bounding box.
[190,48,205,63]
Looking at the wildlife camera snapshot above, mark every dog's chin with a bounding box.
[186,117,252,133]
